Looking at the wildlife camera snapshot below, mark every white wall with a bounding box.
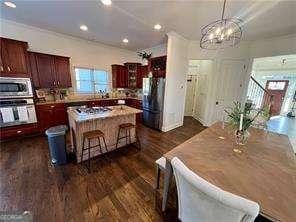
[162,32,189,132]
[139,43,167,59]
[0,19,141,91]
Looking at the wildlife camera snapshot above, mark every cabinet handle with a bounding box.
[57,81,60,86]
[17,130,22,134]
[0,66,3,72]
[50,105,55,108]
[53,81,56,86]
[7,66,11,72]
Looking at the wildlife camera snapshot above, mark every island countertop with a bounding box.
[67,105,142,122]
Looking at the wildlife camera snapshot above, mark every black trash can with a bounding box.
[45,125,68,165]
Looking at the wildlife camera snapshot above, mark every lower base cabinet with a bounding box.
[126,99,143,123]
[0,123,39,141]
[0,99,142,141]
[36,103,68,133]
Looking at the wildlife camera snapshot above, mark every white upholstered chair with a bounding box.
[171,157,260,222]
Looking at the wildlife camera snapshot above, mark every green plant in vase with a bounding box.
[225,102,269,145]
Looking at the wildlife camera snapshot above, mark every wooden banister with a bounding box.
[250,76,271,96]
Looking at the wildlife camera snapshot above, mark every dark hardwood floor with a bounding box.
[0,117,205,222]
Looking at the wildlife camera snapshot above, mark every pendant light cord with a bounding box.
[221,0,227,20]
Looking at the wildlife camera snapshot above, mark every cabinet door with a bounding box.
[28,52,40,88]
[0,38,4,73]
[121,66,129,88]
[35,53,55,88]
[36,105,55,132]
[137,65,148,89]
[0,123,38,140]
[54,56,72,88]
[112,65,128,88]
[141,65,148,78]
[54,105,68,125]
[36,104,68,132]
[1,38,29,76]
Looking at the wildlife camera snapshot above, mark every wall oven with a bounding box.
[0,77,33,99]
[0,77,37,127]
[0,98,37,127]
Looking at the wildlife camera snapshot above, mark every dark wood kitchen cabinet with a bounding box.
[0,123,39,141]
[126,98,143,123]
[137,65,148,88]
[0,37,29,77]
[36,103,68,132]
[29,52,71,88]
[112,63,147,89]
[112,65,128,88]
[124,63,142,89]
[54,56,72,87]
[28,52,40,88]
[148,56,166,78]
[34,52,56,88]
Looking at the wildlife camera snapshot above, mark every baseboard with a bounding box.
[193,116,209,127]
[161,122,183,132]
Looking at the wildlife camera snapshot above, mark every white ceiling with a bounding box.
[1,0,296,51]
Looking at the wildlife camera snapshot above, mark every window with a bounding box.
[268,81,286,90]
[75,68,109,93]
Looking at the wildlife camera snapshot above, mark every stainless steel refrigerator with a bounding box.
[142,77,165,130]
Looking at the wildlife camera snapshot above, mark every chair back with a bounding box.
[171,157,260,222]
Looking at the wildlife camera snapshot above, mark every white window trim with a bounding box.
[74,66,109,94]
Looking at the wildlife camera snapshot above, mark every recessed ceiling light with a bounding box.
[101,0,112,6]
[154,24,162,30]
[4,1,16,8]
[122,38,129,43]
[80,25,88,31]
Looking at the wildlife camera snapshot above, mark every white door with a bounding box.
[212,59,249,122]
[185,76,197,116]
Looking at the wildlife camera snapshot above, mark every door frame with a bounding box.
[265,80,289,115]
[184,75,197,116]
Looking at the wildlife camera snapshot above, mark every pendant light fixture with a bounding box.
[200,0,242,50]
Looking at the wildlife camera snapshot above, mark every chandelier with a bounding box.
[200,0,242,50]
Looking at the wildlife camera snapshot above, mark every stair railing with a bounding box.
[246,76,274,112]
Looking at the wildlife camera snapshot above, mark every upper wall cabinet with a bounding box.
[124,62,142,89]
[112,63,147,89]
[0,37,29,77]
[54,56,72,87]
[112,64,128,88]
[29,52,72,88]
[148,56,167,78]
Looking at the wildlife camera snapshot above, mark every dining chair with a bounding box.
[171,157,260,222]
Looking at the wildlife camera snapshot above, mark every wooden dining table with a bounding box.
[163,122,296,222]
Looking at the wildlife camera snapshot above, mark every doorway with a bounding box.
[184,75,197,116]
[265,80,289,116]
[246,54,296,116]
[184,60,213,125]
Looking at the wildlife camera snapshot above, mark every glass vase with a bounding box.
[235,130,250,145]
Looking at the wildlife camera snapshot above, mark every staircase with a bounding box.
[246,76,274,111]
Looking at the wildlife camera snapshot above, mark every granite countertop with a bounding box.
[67,105,142,122]
[35,97,142,105]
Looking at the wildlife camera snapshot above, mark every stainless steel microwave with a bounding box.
[0,77,33,99]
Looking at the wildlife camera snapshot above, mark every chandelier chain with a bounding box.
[221,0,227,20]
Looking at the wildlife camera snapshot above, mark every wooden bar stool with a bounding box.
[116,123,141,149]
[81,129,107,172]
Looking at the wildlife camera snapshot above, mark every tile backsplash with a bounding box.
[36,88,142,102]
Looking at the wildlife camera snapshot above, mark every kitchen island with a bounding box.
[68,105,142,162]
